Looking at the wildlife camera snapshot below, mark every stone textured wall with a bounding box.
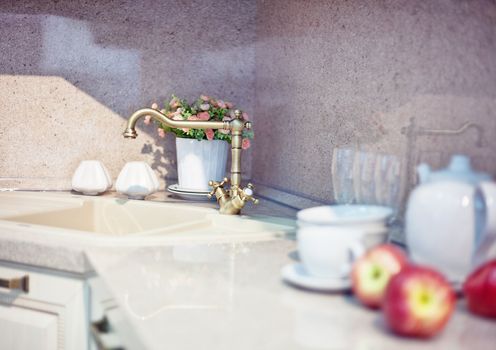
[1,0,495,210]
[253,0,496,209]
[0,0,256,189]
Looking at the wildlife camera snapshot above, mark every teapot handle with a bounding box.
[471,182,496,268]
[480,182,496,235]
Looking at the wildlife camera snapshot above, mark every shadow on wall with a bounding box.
[0,74,176,189]
[0,1,256,188]
[0,13,175,186]
[0,13,142,113]
[40,15,142,112]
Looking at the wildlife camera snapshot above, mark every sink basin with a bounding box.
[2,198,211,235]
[0,192,295,242]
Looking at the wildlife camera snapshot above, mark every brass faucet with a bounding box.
[123,108,258,215]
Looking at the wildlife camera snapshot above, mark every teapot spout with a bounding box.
[416,163,431,184]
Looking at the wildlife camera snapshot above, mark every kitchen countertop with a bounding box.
[1,190,494,349]
[87,239,496,350]
[0,190,297,274]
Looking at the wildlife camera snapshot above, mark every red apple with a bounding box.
[383,265,455,338]
[463,259,496,318]
[351,244,408,308]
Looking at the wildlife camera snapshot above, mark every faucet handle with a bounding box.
[234,110,252,130]
[207,177,229,199]
[242,183,259,205]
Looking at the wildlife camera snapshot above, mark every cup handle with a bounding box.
[340,242,366,278]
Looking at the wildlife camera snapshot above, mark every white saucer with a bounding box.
[281,263,351,292]
[167,184,213,201]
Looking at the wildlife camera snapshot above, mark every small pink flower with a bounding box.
[151,102,158,109]
[242,138,251,150]
[205,129,215,141]
[217,100,226,109]
[197,111,210,121]
[169,97,180,108]
[200,95,210,101]
[157,128,165,138]
[225,102,233,109]
[144,115,152,125]
[242,112,250,121]
[210,99,218,107]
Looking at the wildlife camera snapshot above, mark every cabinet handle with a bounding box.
[0,275,29,293]
[91,316,125,350]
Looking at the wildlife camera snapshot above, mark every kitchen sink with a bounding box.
[2,198,211,235]
[0,192,295,242]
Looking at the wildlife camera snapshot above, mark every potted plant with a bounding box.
[145,95,254,191]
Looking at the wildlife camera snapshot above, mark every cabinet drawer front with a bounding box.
[0,263,84,304]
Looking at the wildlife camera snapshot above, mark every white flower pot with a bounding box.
[176,138,229,191]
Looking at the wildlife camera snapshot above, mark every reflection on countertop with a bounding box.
[87,240,495,350]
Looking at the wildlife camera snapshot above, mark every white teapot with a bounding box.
[406,155,496,282]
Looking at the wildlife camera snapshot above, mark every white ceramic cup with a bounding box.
[296,205,393,278]
[71,160,112,195]
[297,205,391,246]
[298,225,365,279]
[116,161,159,200]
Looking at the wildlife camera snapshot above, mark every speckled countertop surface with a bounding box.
[87,240,496,350]
[0,190,297,274]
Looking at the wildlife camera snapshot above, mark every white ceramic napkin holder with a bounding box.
[71,160,112,195]
[116,161,159,200]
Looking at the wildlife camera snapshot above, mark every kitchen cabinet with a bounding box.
[0,303,58,350]
[0,261,90,350]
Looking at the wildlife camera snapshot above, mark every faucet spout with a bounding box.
[123,108,257,215]
[124,108,228,138]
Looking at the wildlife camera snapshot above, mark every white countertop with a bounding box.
[1,190,493,349]
[0,191,297,273]
[87,239,496,350]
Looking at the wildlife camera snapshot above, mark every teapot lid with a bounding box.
[427,155,491,184]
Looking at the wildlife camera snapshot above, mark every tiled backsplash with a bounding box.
[1,0,495,211]
[253,0,496,209]
[0,0,256,189]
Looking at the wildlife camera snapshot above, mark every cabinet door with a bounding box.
[0,303,58,350]
[0,262,89,350]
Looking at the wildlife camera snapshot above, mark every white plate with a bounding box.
[167,184,213,201]
[281,263,351,292]
[168,184,210,194]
